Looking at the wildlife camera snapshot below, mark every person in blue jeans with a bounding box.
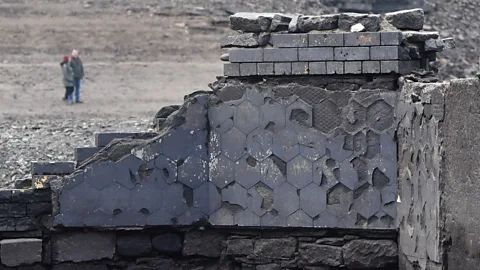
[70,49,84,103]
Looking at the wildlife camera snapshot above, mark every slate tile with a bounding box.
[260,211,287,227]
[209,207,234,226]
[260,100,286,132]
[298,128,327,161]
[235,155,262,189]
[273,182,299,216]
[178,155,208,189]
[287,210,313,227]
[261,157,287,189]
[300,183,327,218]
[246,129,273,162]
[234,209,260,226]
[194,182,221,215]
[272,128,300,162]
[222,183,248,209]
[154,155,178,184]
[210,154,235,189]
[162,183,187,217]
[287,155,313,189]
[161,129,194,161]
[221,127,247,161]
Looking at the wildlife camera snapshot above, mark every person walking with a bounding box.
[61,55,75,105]
[70,49,84,103]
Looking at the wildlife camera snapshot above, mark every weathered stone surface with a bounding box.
[230,13,274,32]
[297,15,339,32]
[117,234,152,257]
[269,14,293,32]
[226,238,254,255]
[385,8,424,30]
[299,243,343,266]
[221,33,270,48]
[0,238,42,267]
[152,233,182,254]
[254,238,297,258]
[338,13,380,32]
[183,230,225,257]
[342,240,397,268]
[402,31,439,42]
[52,232,116,263]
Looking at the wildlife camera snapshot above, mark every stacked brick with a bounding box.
[222,9,455,77]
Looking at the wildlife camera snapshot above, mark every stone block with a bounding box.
[308,33,343,47]
[344,32,380,46]
[220,33,269,48]
[226,238,254,255]
[402,31,439,42]
[362,61,381,74]
[370,46,399,60]
[0,203,26,217]
[298,48,334,61]
[0,238,42,267]
[327,62,344,75]
[297,15,339,32]
[256,264,280,270]
[183,230,225,258]
[381,61,400,74]
[230,13,274,32]
[230,49,263,63]
[309,62,326,75]
[52,232,116,263]
[334,47,369,61]
[94,132,157,147]
[75,147,102,164]
[274,63,292,75]
[14,217,38,231]
[381,32,402,46]
[271,34,307,48]
[31,162,74,176]
[254,238,297,258]
[345,61,362,74]
[152,233,182,254]
[27,203,52,217]
[299,243,343,266]
[257,63,274,75]
[117,235,152,257]
[264,48,298,62]
[0,190,12,203]
[338,13,381,32]
[12,189,51,203]
[385,8,424,30]
[343,240,397,268]
[224,63,240,77]
[292,62,309,75]
[240,63,257,76]
[269,14,293,32]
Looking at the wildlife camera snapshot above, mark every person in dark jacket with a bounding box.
[70,49,84,103]
[61,55,75,105]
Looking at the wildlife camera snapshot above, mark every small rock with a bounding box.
[230,13,274,32]
[443,38,456,49]
[297,14,339,32]
[269,14,293,32]
[220,53,229,61]
[385,8,424,30]
[339,13,380,32]
[425,39,445,52]
[402,31,439,42]
[350,23,365,32]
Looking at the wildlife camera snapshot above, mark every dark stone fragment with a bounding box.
[256,264,280,270]
[117,234,152,257]
[297,15,339,32]
[226,238,254,255]
[0,218,16,231]
[342,239,397,268]
[385,8,424,30]
[0,203,26,217]
[152,233,183,254]
[0,190,12,203]
[52,232,116,263]
[269,14,293,32]
[51,264,109,270]
[15,217,38,231]
[135,258,177,269]
[253,238,297,259]
[402,31,439,42]
[315,238,345,246]
[299,243,343,266]
[230,13,274,32]
[31,162,74,176]
[94,132,158,147]
[338,13,380,32]
[12,189,51,203]
[183,230,225,257]
[27,203,52,217]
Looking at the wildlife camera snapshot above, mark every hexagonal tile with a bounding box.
[314,210,340,228]
[114,155,144,190]
[350,157,369,188]
[273,182,299,217]
[313,156,339,191]
[154,155,177,184]
[58,182,101,226]
[286,99,313,132]
[338,159,358,190]
[222,183,248,209]
[287,210,313,227]
[260,100,286,132]
[194,182,221,215]
[342,100,367,133]
[209,207,234,225]
[272,128,300,162]
[235,155,262,189]
[112,210,146,227]
[300,183,327,218]
[298,128,327,161]
[260,211,287,227]
[208,102,234,127]
[130,180,163,213]
[84,161,116,190]
[147,209,176,226]
[84,209,113,227]
[209,131,222,160]
[261,156,287,188]
[183,102,208,131]
[352,131,367,155]
[97,182,130,215]
[63,173,85,191]
[381,185,396,205]
[235,209,260,226]
[372,168,390,190]
[214,118,234,134]
[248,183,274,217]
[161,129,193,161]
[161,182,187,217]
[365,130,381,159]
[380,132,396,161]
[245,86,273,107]
[178,155,208,189]
[221,127,247,161]
[246,129,273,162]
[353,185,381,219]
[341,210,359,228]
[368,156,396,187]
[313,100,341,134]
[287,155,313,189]
[177,208,206,225]
[367,100,394,132]
[191,130,208,161]
[234,101,260,135]
[210,154,235,189]
[326,136,353,162]
[327,183,353,218]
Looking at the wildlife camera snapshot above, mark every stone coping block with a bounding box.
[31,162,74,176]
[0,238,42,267]
[95,132,158,147]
